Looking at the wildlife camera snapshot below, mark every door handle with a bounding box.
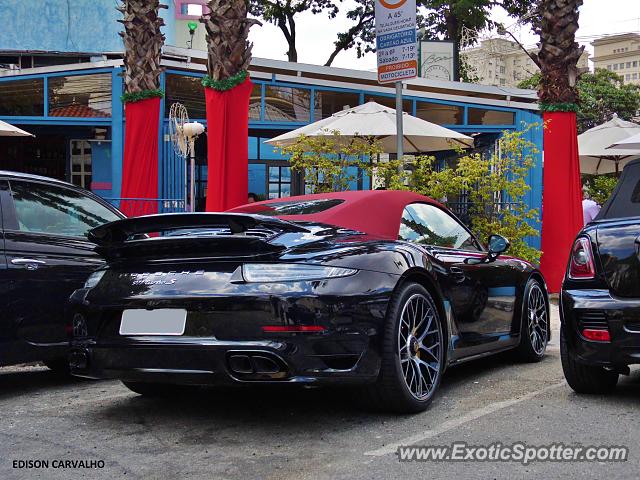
[11,258,46,270]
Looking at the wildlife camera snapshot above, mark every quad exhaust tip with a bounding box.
[227,352,288,378]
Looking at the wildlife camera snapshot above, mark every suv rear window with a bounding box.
[598,161,640,220]
[234,199,344,216]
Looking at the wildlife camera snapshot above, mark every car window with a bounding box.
[9,181,120,238]
[233,199,345,216]
[399,203,481,251]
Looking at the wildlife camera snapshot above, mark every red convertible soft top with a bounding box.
[228,190,441,240]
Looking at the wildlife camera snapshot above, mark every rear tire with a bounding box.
[121,381,199,397]
[359,283,444,413]
[514,279,548,362]
[560,329,618,394]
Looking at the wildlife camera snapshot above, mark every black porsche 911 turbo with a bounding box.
[561,158,640,394]
[69,190,549,413]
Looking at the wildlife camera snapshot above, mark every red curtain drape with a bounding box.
[204,77,253,212]
[540,111,583,293]
[120,97,160,217]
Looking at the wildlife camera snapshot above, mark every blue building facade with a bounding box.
[0,0,178,53]
[0,48,543,247]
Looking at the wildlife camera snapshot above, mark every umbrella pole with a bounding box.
[395,81,404,173]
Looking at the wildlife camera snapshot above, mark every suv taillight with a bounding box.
[568,237,596,279]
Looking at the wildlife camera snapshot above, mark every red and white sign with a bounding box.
[375,0,417,83]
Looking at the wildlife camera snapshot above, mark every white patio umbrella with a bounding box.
[265,101,473,153]
[607,130,640,151]
[579,114,640,175]
[0,119,34,137]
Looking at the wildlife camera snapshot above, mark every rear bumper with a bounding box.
[68,270,397,385]
[560,288,640,366]
[70,334,379,386]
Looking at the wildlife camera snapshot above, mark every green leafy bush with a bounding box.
[585,175,618,206]
[279,126,542,264]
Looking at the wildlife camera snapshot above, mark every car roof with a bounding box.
[0,170,78,188]
[229,190,443,239]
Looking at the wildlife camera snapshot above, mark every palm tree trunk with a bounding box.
[201,0,260,211]
[117,0,166,93]
[117,1,166,217]
[535,0,585,292]
[202,0,259,80]
[532,0,584,104]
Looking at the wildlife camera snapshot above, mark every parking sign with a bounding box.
[375,0,417,83]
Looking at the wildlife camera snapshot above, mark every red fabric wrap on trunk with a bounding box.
[120,97,160,217]
[204,78,252,212]
[540,111,583,293]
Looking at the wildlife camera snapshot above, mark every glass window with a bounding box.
[416,102,463,125]
[165,73,205,118]
[9,181,120,238]
[70,140,92,189]
[48,74,111,117]
[266,165,292,198]
[468,108,515,125]
[364,95,411,113]
[314,90,360,120]
[400,203,480,250]
[264,86,311,122]
[248,163,266,199]
[0,78,44,116]
[235,198,344,216]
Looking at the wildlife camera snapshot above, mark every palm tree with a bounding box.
[532,0,585,294]
[531,0,584,105]
[200,1,260,212]
[117,1,166,217]
[202,0,259,82]
[117,0,166,96]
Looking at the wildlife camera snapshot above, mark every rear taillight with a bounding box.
[568,237,596,279]
[582,329,611,342]
[261,325,325,333]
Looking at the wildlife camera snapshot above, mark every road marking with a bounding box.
[364,381,566,457]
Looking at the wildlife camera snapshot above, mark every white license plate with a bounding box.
[119,309,187,336]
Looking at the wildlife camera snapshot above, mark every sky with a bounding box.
[247,0,640,71]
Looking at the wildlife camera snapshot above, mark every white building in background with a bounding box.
[591,33,640,85]
[463,38,590,87]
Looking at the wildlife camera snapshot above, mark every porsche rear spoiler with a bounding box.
[87,213,309,261]
[88,213,309,246]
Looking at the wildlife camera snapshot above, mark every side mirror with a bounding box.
[487,234,510,260]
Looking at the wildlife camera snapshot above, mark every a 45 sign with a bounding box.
[375,0,417,83]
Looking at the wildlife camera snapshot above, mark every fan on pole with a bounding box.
[169,102,205,212]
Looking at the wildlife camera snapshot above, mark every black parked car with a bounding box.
[561,159,640,393]
[69,190,549,413]
[0,171,123,370]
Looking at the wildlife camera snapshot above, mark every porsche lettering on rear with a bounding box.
[126,270,205,286]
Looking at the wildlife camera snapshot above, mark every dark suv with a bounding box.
[561,159,640,393]
[0,171,123,370]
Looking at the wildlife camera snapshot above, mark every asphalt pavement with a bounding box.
[1,305,639,480]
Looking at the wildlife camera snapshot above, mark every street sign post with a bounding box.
[375,0,418,83]
[375,0,417,164]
